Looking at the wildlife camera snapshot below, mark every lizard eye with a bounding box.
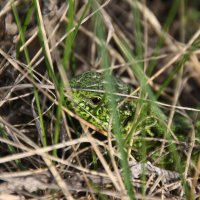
[90,97,101,105]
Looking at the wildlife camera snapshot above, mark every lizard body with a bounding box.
[68,71,136,131]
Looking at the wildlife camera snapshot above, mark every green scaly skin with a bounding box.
[67,71,199,168]
[68,71,136,132]
[67,71,190,135]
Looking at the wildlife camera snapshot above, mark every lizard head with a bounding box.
[68,71,135,131]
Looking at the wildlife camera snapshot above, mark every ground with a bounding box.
[0,1,200,199]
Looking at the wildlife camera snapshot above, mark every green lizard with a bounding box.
[66,71,200,164]
[67,71,159,134]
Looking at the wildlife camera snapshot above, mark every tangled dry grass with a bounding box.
[0,0,200,199]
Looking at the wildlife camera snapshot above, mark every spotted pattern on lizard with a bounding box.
[67,71,136,131]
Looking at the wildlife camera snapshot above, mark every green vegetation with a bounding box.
[0,0,199,199]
